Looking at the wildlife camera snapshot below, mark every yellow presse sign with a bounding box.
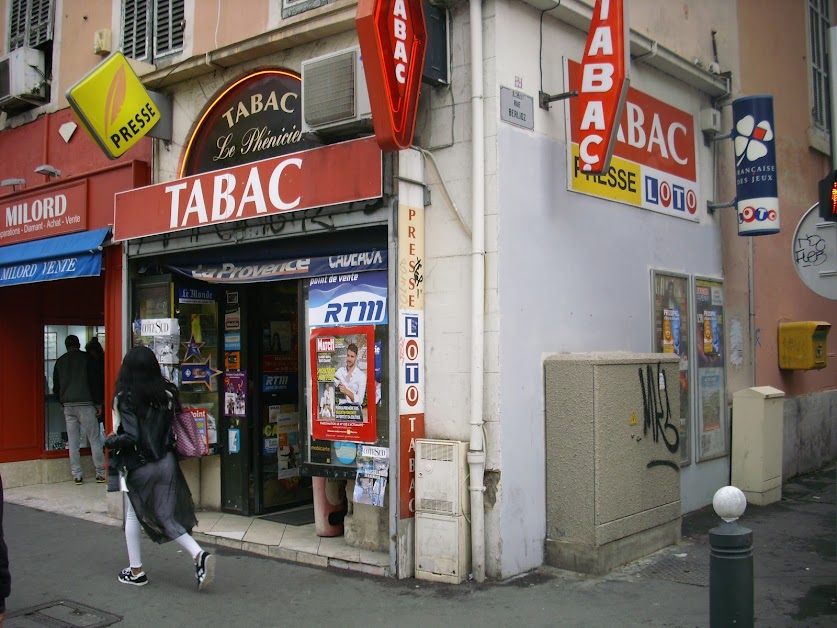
[66,52,159,159]
[570,143,642,207]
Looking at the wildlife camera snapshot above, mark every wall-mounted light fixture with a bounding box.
[0,178,26,190]
[35,164,61,179]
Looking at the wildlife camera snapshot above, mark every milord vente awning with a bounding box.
[0,227,111,287]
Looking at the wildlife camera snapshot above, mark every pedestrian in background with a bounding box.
[53,335,105,485]
[105,346,215,591]
[0,473,11,626]
[85,337,105,418]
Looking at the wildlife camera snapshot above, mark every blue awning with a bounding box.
[0,228,111,287]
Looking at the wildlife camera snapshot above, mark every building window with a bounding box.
[282,0,333,20]
[809,0,832,135]
[122,0,184,63]
[8,0,54,51]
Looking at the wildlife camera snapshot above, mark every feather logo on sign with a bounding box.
[104,64,127,137]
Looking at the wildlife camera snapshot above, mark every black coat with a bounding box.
[0,474,11,614]
[105,393,175,471]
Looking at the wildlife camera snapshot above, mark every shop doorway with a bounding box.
[220,281,312,515]
[44,324,105,452]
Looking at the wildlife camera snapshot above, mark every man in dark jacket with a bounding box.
[0,474,11,624]
[53,335,105,485]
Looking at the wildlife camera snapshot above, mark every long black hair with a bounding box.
[113,346,177,412]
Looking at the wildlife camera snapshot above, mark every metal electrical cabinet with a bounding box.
[731,386,785,505]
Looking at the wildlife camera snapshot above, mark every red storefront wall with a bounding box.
[0,110,150,462]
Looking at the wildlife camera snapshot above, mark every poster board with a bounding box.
[651,270,692,466]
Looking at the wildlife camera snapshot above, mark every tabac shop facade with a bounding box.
[113,67,426,574]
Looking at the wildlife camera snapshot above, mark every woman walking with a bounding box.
[105,346,215,590]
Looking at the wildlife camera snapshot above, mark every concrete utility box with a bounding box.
[731,386,785,505]
[544,353,682,575]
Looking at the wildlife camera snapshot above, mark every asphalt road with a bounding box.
[2,465,834,628]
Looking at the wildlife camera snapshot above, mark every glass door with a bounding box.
[253,281,311,513]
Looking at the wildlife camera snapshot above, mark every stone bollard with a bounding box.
[710,486,754,628]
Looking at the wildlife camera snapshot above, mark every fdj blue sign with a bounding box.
[731,95,780,236]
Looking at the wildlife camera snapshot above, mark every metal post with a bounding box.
[709,486,754,628]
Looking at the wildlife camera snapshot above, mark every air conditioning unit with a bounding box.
[0,47,47,113]
[415,438,469,516]
[301,47,371,136]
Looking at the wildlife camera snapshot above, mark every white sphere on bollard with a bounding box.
[713,486,747,522]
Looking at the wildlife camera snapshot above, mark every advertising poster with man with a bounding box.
[309,325,376,442]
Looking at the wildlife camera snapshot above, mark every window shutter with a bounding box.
[154,0,184,59]
[122,0,150,62]
[8,0,27,51]
[809,0,832,133]
[26,0,53,48]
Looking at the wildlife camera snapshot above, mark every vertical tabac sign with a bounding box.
[576,0,630,174]
[356,0,427,151]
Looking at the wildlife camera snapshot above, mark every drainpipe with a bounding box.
[467,0,487,584]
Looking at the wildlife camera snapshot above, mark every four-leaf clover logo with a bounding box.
[734,114,773,167]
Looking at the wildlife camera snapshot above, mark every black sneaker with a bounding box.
[195,551,215,591]
[73,477,83,485]
[118,567,148,586]
[95,474,106,483]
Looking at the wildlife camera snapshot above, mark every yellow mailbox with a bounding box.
[778,322,831,370]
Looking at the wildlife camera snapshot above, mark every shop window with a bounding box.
[282,0,333,19]
[44,324,105,452]
[121,0,184,63]
[8,0,54,50]
[808,0,832,152]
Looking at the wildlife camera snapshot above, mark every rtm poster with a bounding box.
[309,326,376,442]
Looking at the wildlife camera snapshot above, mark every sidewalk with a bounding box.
[4,464,835,626]
[3,479,390,577]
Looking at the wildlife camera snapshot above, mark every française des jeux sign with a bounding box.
[180,69,320,176]
[113,137,382,241]
[575,0,630,174]
[567,60,698,222]
[356,0,427,151]
[0,181,88,246]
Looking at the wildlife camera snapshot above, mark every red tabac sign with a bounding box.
[576,0,630,174]
[0,180,88,246]
[113,137,382,241]
[356,0,427,152]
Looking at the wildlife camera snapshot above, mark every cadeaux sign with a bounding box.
[575,0,630,174]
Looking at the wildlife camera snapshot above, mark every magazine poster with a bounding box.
[695,278,727,460]
[180,406,214,452]
[267,406,300,478]
[133,318,181,382]
[223,371,247,417]
[353,445,389,507]
[309,326,376,442]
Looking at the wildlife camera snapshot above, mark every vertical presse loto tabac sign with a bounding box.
[576,0,630,175]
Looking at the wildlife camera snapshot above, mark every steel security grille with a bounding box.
[8,0,53,51]
[809,0,832,133]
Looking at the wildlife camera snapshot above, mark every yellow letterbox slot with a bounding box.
[778,321,831,370]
